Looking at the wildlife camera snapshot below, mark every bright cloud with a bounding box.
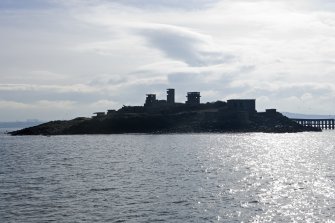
[135,24,234,66]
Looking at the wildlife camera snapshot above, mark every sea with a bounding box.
[1,128,335,222]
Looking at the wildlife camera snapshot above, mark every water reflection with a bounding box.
[0,132,335,222]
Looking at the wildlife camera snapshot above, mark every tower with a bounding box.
[167,89,175,104]
[144,94,157,106]
[186,92,201,105]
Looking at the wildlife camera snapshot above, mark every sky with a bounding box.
[1,0,335,121]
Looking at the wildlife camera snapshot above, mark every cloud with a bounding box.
[0,84,98,93]
[111,0,218,11]
[0,84,104,106]
[228,81,335,98]
[1,0,335,121]
[0,0,57,10]
[136,24,233,66]
[0,100,76,110]
[0,99,118,121]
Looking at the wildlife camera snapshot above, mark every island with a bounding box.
[10,89,320,135]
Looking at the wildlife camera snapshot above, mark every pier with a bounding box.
[291,119,335,130]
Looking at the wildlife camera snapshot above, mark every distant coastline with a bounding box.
[282,112,335,120]
[0,121,43,129]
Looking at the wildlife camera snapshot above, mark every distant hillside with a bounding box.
[0,121,43,129]
[283,112,335,119]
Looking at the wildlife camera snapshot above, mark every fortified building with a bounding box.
[142,88,255,111]
[93,88,259,119]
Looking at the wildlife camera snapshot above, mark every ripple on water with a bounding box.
[0,132,335,222]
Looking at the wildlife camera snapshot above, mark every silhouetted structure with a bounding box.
[266,109,277,115]
[291,119,335,130]
[186,92,201,105]
[107,110,116,115]
[145,94,157,106]
[93,112,105,118]
[227,99,256,113]
[118,106,144,113]
[156,100,167,105]
[167,89,175,104]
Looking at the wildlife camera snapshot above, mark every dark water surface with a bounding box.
[1,131,335,222]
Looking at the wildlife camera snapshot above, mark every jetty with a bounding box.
[291,119,335,130]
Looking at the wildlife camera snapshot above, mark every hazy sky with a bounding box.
[1,0,335,121]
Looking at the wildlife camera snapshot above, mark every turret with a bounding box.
[186,92,200,105]
[167,89,175,104]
